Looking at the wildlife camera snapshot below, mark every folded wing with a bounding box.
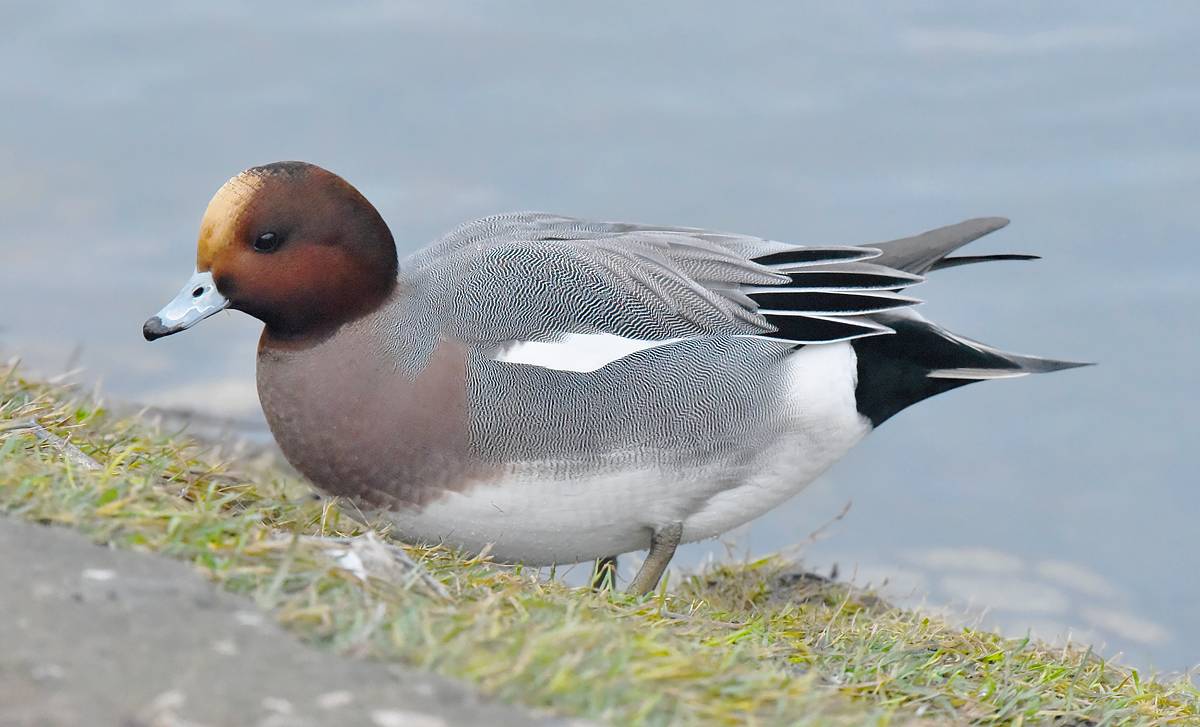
[404,212,921,348]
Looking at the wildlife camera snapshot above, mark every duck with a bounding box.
[144,161,1087,594]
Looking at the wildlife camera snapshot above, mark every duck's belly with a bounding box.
[377,343,871,564]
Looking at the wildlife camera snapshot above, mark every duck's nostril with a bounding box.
[192,287,204,298]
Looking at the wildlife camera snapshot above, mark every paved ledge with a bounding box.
[0,517,569,727]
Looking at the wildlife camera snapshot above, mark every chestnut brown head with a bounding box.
[143,161,397,342]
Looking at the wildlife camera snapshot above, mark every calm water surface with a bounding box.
[2,2,1197,670]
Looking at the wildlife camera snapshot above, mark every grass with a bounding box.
[1,363,1197,726]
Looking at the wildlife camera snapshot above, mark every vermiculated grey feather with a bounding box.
[403,212,914,345]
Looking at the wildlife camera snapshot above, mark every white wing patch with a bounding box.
[494,332,687,373]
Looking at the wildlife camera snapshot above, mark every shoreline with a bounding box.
[2,367,1196,724]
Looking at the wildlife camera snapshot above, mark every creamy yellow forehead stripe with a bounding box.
[196,171,265,268]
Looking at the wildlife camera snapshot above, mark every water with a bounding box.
[2,2,1196,670]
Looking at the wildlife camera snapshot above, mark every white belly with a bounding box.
[376,343,871,565]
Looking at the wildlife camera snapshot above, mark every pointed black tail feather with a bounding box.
[850,312,1092,427]
[750,290,920,316]
[872,217,1011,276]
[778,265,924,291]
[930,253,1040,271]
[758,313,893,345]
[753,246,880,268]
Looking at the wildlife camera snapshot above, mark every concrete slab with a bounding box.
[0,517,569,727]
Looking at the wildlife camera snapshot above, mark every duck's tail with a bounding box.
[847,218,1091,427]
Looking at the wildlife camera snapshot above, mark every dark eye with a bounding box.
[253,231,280,253]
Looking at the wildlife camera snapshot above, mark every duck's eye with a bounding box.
[253,232,280,253]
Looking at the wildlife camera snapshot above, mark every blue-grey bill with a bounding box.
[143,270,229,341]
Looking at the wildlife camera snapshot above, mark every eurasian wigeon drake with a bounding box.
[144,161,1086,594]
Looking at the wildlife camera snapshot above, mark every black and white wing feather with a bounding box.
[403,212,922,346]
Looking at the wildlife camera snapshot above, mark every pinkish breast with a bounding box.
[255,316,490,509]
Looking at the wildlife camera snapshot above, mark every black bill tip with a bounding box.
[142,316,174,341]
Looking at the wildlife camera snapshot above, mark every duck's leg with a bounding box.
[591,555,618,591]
[627,522,683,596]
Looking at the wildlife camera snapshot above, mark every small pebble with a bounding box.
[234,610,266,627]
[31,663,65,681]
[370,709,447,727]
[149,690,186,710]
[261,697,293,714]
[316,690,354,709]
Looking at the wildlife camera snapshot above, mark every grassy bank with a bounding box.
[1,364,1196,725]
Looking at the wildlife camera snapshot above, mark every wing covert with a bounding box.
[401,212,919,347]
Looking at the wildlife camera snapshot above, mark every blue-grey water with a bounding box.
[2,2,1196,671]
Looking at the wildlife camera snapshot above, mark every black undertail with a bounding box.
[844,217,1088,426]
[850,314,1089,427]
[747,217,1089,410]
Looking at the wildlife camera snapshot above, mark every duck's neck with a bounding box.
[258,273,402,350]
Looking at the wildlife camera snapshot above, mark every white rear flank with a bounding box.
[681,342,871,542]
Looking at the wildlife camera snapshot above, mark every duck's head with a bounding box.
[143,161,397,342]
